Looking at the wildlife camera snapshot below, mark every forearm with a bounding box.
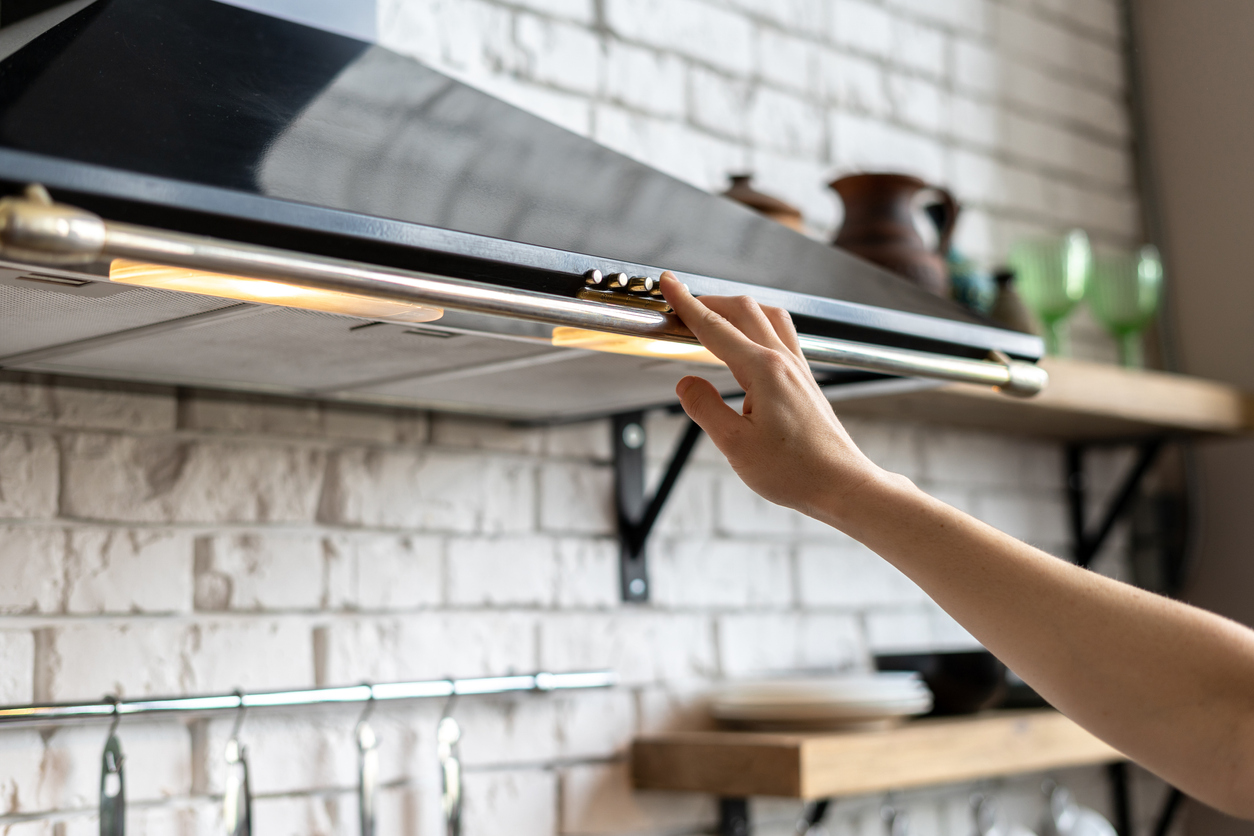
[824,469,1254,815]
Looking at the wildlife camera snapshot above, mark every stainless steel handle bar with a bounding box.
[0,187,1047,396]
[0,671,617,729]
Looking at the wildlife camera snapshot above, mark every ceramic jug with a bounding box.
[829,172,958,297]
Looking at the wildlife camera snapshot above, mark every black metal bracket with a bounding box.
[717,798,750,836]
[1066,437,1165,568]
[613,411,704,603]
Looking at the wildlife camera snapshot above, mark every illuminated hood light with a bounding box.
[109,259,443,323]
[551,327,723,366]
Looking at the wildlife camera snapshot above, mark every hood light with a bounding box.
[109,259,443,323]
[551,327,724,366]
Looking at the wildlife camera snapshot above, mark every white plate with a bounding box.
[710,674,933,729]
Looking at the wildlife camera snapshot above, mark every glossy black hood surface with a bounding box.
[0,0,1039,352]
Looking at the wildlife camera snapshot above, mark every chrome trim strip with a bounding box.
[0,191,1047,396]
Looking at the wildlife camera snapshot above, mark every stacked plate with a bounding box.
[710,673,933,730]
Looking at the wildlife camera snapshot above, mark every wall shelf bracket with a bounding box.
[1066,437,1165,568]
[613,411,704,603]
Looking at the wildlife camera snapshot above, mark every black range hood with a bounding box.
[0,0,1045,421]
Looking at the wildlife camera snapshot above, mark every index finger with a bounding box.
[659,272,764,370]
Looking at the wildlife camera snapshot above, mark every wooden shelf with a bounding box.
[631,710,1121,800]
[831,357,1253,440]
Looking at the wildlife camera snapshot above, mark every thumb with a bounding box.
[676,376,741,443]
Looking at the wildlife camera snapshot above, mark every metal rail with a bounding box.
[0,186,1047,396]
[0,671,616,729]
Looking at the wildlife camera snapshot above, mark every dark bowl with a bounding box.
[874,651,1009,715]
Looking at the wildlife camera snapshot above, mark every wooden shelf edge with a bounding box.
[632,710,1122,800]
[831,357,1254,440]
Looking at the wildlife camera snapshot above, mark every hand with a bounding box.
[658,272,889,526]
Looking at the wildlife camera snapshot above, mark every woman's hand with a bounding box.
[659,272,889,527]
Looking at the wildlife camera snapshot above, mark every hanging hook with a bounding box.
[438,689,462,836]
[100,696,125,836]
[223,690,252,836]
[356,685,379,836]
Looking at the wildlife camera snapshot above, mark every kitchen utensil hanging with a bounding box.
[100,699,125,836]
[356,689,379,836]
[223,692,253,836]
[438,696,463,836]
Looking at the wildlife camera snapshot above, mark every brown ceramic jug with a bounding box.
[829,172,959,297]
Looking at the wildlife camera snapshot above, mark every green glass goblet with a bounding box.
[1086,245,1163,368]
[1007,230,1092,355]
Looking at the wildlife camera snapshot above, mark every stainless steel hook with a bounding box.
[438,693,462,836]
[356,686,379,836]
[223,690,252,836]
[100,697,125,836]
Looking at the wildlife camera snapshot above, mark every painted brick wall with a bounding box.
[0,0,1176,834]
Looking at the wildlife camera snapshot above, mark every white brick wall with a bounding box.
[0,0,1156,832]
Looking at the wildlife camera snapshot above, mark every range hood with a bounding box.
[0,0,1045,422]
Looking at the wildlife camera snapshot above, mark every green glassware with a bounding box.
[1007,230,1092,355]
[1086,245,1163,368]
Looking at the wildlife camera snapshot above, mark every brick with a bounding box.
[748,86,825,156]
[196,713,354,795]
[635,681,719,734]
[649,462,714,538]
[970,489,1068,549]
[602,39,684,119]
[1031,0,1120,39]
[517,0,595,24]
[798,539,927,608]
[830,0,892,57]
[918,426,1036,488]
[553,537,617,607]
[431,413,544,454]
[0,429,58,518]
[194,532,321,611]
[993,5,1122,89]
[688,65,750,141]
[37,622,189,702]
[1002,60,1127,138]
[462,769,556,836]
[954,37,999,95]
[177,391,321,437]
[715,473,798,536]
[61,434,324,524]
[543,418,611,461]
[892,18,948,79]
[322,403,409,444]
[447,535,556,606]
[183,618,314,694]
[650,538,792,607]
[539,612,715,685]
[818,49,888,115]
[829,112,947,183]
[378,0,517,87]
[323,532,443,610]
[717,612,863,676]
[592,105,746,191]
[841,417,922,480]
[317,612,537,684]
[605,0,754,76]
[745,149,838,234]
[561,761,715,834]
[516,13,602,95]
[949,93,1002,148]
[50,383,175,432]
[0,630,34,702]
[66,528,193,614]
[320,447,534,533]
[451,694,559,766]
[722,0,825,31]
[887,0,989,35]
[35,722,190,810]
[539,461,613,535]
[886,72,949,135]
[249,796,337,836]
[0,730,45,815]
[755,28,817,95]
[865,605,980,652]
[0,525,63,613]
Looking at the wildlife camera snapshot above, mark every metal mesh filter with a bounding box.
[359,352,743,420]
[18,306,560,394]
[0,281,231,358]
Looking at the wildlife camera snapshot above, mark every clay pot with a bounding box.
[829,172,958,297]
[723,174,805,231]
